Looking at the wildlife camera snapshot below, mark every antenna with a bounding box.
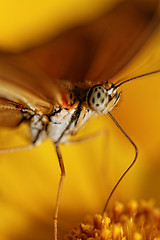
[115,70,160,89]
[102,112,138,215]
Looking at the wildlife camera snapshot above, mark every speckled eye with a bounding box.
[87,85,109,112]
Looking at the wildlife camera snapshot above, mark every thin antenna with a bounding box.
[115,70,160,89]
[102,112,138,215]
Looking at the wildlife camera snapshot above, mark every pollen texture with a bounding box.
[64,200,160,240]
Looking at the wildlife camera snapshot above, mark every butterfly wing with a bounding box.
[0,0,159,128]
[0,52,79,127]
[0,54,65,127]
[0,98,23,127]
[0,53,72,112]
[22,0,160,88]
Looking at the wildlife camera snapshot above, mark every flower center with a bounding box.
[64,200,160,240]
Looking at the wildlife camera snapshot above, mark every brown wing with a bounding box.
[0,0,159,128]
[0,53,78,127]
[21,0,160,88]
[0,54,69,128]
[0,99,23,127]
[0,54,74,114]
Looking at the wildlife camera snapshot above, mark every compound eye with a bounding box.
[87,86,109,112]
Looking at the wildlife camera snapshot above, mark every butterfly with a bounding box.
[0,1,160,239]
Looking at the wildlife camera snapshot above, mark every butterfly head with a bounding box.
[87,82,121,114]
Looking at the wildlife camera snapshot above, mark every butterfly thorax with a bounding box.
[27,81,120,146]
[29,103,93,145]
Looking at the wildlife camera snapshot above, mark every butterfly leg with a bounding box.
[64,129,108,144]
[54,143,65,240]
[0,144,33,153]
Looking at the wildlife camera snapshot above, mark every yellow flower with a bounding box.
[0,1,160,240]
[65,200,160,240]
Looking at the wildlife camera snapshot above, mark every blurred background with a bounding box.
[0,0,160,239]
